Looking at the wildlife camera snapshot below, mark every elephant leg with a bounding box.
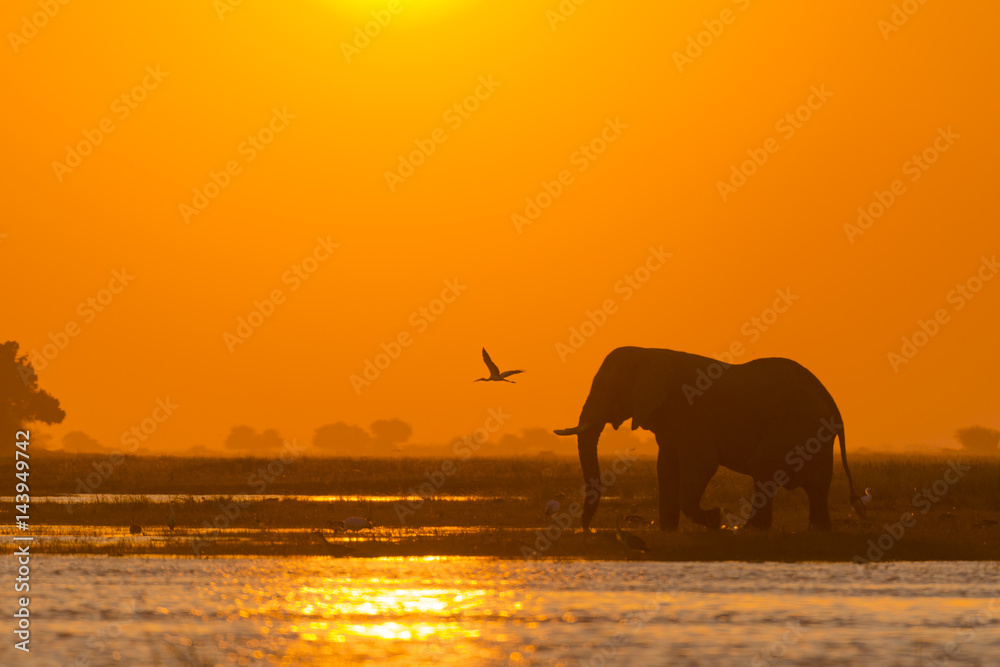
[655,437,679,531]
[677,451,720,530]
[806,485,832,530]
[744,478,774,530]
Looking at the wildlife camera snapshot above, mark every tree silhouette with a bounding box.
[223,425,284,453]
[371,418,412,447]
[955,426,1000,454]
[314,418,413,454]
[1,341,65,436]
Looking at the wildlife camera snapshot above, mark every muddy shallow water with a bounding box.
[4,557,998,666]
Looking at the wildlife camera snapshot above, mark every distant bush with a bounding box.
[955,426,1000,454]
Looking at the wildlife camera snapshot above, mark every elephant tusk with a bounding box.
[553,423,590,436]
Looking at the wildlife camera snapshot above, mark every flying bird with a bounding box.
[474,348,524,383]
[615,513,649,558]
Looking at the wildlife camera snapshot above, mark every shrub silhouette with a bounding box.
[955,426,1000,454]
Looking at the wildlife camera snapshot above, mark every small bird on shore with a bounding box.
[331,516,372,540]
[166,502,176,531]
[313,531,354,557]
[544,493,566,517]
[615,513,648,558]
[342,516,372,531]
[129,517,143,535]
[474,348,524,383]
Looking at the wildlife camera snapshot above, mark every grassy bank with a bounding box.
[1,453,997,561]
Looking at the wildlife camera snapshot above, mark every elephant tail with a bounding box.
[838,420,866,519]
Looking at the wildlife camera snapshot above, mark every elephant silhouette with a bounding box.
[555,347,865,531]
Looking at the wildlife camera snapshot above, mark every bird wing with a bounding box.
[482,348,500,376]
[499,369,524,378]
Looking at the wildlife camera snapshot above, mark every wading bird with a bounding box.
[331,516,373,540]
[342,516,372,531]
[129,517,143,535]
[166,501,176,531]
[313,531,354,557]
[860,488,873,507]
[544,493,567,517]
[474,348,524,383]
[614,513,648,558]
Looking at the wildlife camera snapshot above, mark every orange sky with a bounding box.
[3,0,998,455]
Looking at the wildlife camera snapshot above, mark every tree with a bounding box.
[313,419,414,454]
[371,418,412,447]
[223,425,284,453]
[62,431,109,454]
[0,341,65,436]
[955,426,1000,454]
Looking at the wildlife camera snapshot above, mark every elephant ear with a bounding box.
[626,351,679,430]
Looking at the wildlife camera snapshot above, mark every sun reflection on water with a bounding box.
[21,556,1000,665]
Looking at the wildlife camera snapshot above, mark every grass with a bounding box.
[2,453,997,561]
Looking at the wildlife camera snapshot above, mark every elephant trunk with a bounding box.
[576,427,602,531]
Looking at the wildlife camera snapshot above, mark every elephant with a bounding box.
[554,347,864,532]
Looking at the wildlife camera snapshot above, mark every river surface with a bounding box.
[4,558,998,666]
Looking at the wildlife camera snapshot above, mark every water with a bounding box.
[6,558,998,666]
[3,493,631,504]
[11,524,500,546]
[0,494,525,504]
